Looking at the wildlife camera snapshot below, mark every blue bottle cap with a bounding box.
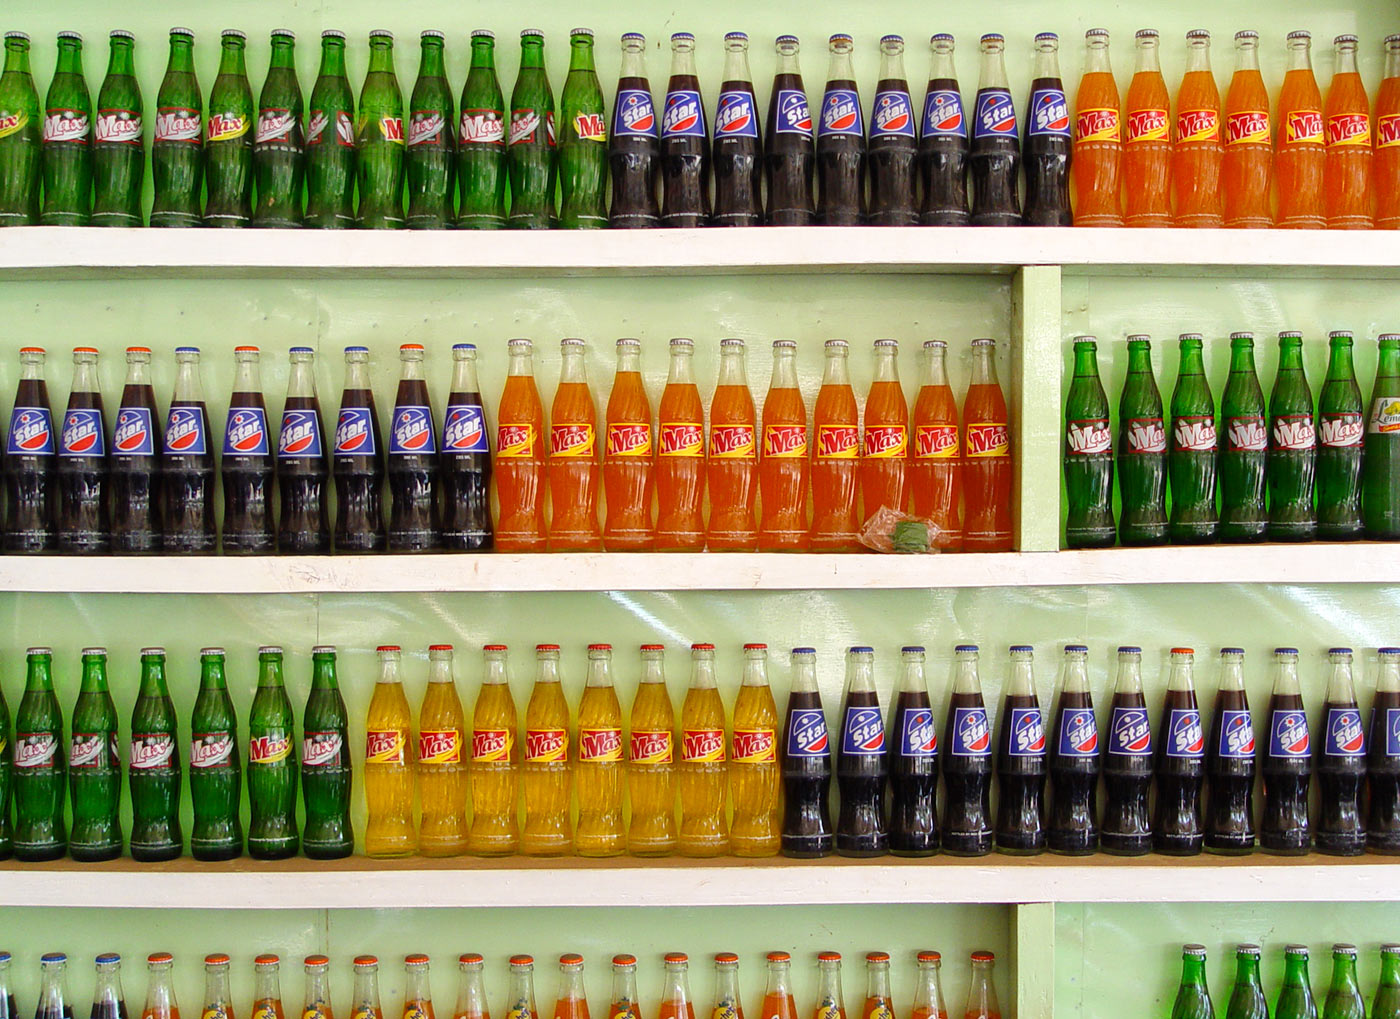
[1329,647,1353,655]
[1064,644,1088,653]
[1220,647,1245,655]
[849,645,874,654]
[792,647,816,655]
[1118,645,1142,654]
[1275,647,1299,655]
[955,644,979,653]
[901,645,925,654]
[1010,644,1034,653]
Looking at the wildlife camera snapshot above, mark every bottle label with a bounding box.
[1226,110,1270,145]
[572,112,607,142]
[302,731,345,767]
[966,422,1010,458]
[164,406,208,455]
[871,89,915,138]
[390,406,436,455]
[950,706,992,756]
[1217,709,1256,758]
[60,408,105,457]
[865,1000,893,1019]
[207,112,250,143]
[732,727,777,763]
[1008,706,1047,756]
[1268,709,1310,758]
[1386,708,1400,757]
[190,732,234,769]
[365,729,405,765]
[407,110,447,147]
[661,90,706,138]
[1027,87,1070,137]
[1075,108,1119,142]
[1107,706,1152,755]
[814,1000,841,1019]
[155,108,201,143]
[659,422,705,457]
[1173,416,1217,452]
[786,709,830,757]
[130,732,175,770]
[606,422,652,457]
[1285,110,1324,145]
[460,109,505,145]
[204,1008,229,1019]
[922,90,966,137]
[443,404,489,453]
[818,88,863,138]
[578,727,623,762]
[96,110,142,144]
[715,90,759,139]
[1371,398,1400,434]
[307,109,355,147]
[1271,414,1316,451]
[1125,108,1168,143]
[612,89,657,138]
[817,424,860,459]
[14,732,57,768]
[0,111,27,140]
[973,89,1017,140]
[863,424,907,458]
[279,409,324,458]
[1164,708,1205,759]
[351,1009,377,1019]
[419,729,461,764]
[255,108,297,144]
[711,1002,738,1019]
[710,424,756,459]
[43,110,88,143]
[509,109,545,145]
[1380,114,1400,148]
[1327,113,1371,147]
[471,728,512,762]
[304,1008,326,1019]
[1176,109,1220,144]
[251,1005,278,1019]
[899,707,938,756]
[1319,413,1364,448]
[70,732,113,768]
[1124,417,1166,454]
[1324,707,1366,756]
[376,116,405,144]
[550,422,596,458]
[524,728,568,763]
[496,423,535,458]
[248,731,292,764]
[681,728,725,762]
[1057,708,1099,757]
[774,89,813,135]
[763,424,807,458]
[8,407,54,455]
[629,729,673,764]
[114,407,156,456]
[1066,419,1111,455]
[1225,415,1267,452]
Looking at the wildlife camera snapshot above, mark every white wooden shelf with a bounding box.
[1,227,1398,280]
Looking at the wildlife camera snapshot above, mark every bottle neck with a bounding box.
[815,965,844,1008]
[952,655,981,695]
[912,964,942,1011]
[662,966,691,1007]
[419,40,446,78]
[470,38,497,71]
[520,40,546,71]
[877,47,907,84]
[1061,655,1089,694]
[1180,957,1207,987]
[1336,45,1359,75]
[899,656,927,694]
[1327,339,1355,380]
[286,358,317,399]
[139,658,168,697]
[1278,340,1305,371]
[640,655,666,686]
[1184,40,1212,73]
[616,346,641,375]
[405,967,432,1004]
[971,345,998,385]
[1114,657,1143,694]
[1330,955,1358,991]
[865,965,891,1001]
[483,653,509,685]
[269,39,296,71]
[368,40,396,75]
[1031,43,1061,80]
[668,44,697,78]
[304,969,330,1011]
[1236,956,1261,987]
[921,347,948,388]
[790,657,818,693]
[311,656,337,690]
[1178,343,1206,375]
[94,967,123,1009]
[507,968,537,1012]
[378,654,402,687]
[174,356,205,402]
[618,44,646,80]
[765,964,792,997]
[257,657,285,690]
[146,968,176,1014]
[1380,953,1400,984]
[845,655,876,694]
[1083,40,1111,74]
[3,41,31,76]
[1167,657,1195,693]
[1273,658,1302,695]
[1072,344,1099,379]
[200,658,227,692]
[742,651,768,688]
[611,969,638,1011]
[536,656,561,686]
[586,654,613,689]
[716,348,748,387]
[125,355,151,388]
[721,45,752,85]
[568,37,595,73]
[1379,659,1400,694]
[712,967,740,1012]
[26,656,54,691]
[1234,40,1259,72]
[508,348,535,378]
[319,40,346,77]
[80,657,109,693]
[668,349,696,385]
[872,347,900,383]
[1380,343,1400,379]
[204,967,231,1008]
[353,970,382,1010]
[37,966,65,1013]
[690,655,717,690]
[826,49,855,83]
[451,353,481,394]
[1325,657,1356,703]
[1218,658,1245,693]
[72,359,100,394]
[55,41,84,77]
[1283,957,1311,987]
[1007,655,1036,697]
[428,654,453,685]
[1288,39,1314,72]
[1228,340,1256,372]
[234,355,263,394]
[217,40,247,77]
[770,349,799,389]
[344,356,372,390]
[977,45,1009,88]
[1134,39,1161,74]
[167,37,195,74]
[559,348,588,385]
[457,966,488,1017]
[775,46,802,77]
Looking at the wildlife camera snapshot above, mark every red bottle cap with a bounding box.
[511,955,534,967]
[305,956,329,967]
[664,953,689,964]
[766,952,791,963]
[255,954,279,966]
[377,645,402,652]
[743,643,768,651]
[354,956,379,968]
[1170,647,1194,655]
[73,346,99,354]
[460,954,484,965]
[714,953,739,965]
[536,643,561,652]
[126,346,152,354]
[970,951,995,963]
[613,955,637,967]
[588,643,613,651]
[917,951,941,963]
[691,642,716,651]
[401,343,425,351]
[204,954,229,966]
[19,346,45,354]
[235,345,260,352]
[866,952,890,963]
[430,644,454,652]
[640,644,665,651]
[560,954,584,967]
[818,952,842,963]
[148,952,174,965]
[406,954,430,966]
[484,643,508,652]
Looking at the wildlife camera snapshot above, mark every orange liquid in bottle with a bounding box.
[760,995,796,1019]
[809,343,860,551]
[548,340,602,549]
[1275,32,1326,228]
[860,360,908,523]
[656,1007,694,1019]
[860,1000,893,1019]
[910,344,962,550]
[603,341,655,550]
[553,1001,587,1019]
[404,1002,435,1019]
[1072,33,1122,227]
[1123,30,1171,227]
[962,341,1012,552]
[1376,38,1400,228]
[1173,33,1224,228]
[496,341,547,551]
[250,1003,281,1019]
[655,341,706,550]
[1222,33,1272,227]
[1325,35,1374,229]
[706,342,758,550]
[144,1011,182,1019]
[758,342,808,550]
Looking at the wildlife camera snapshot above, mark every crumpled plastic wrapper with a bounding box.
[857,506,945,553]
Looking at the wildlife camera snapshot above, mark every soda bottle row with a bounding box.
[1063,331,1400,548]
[2,948,1004,1019]
[1170,943,1400,1019]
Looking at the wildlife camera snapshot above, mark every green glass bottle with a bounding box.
[91,30,144,227]
[1268,330,1318,541]
[0,31,42,225]
[1363,334,1400,538]
[304,30,355,229]
[302,645,352,859]
[1172,944,1216,1019]
[40,31,93,226]
[189,647,242,861]
[1322,945,1364,1019]
[356,30,406,229]
[1224,944,1268,1019]
[68,647,121,862]
[1277,945,1319,1019]
[1316,331,1364,538]
[1218,332,1268,542]
[1063,336,1115,547]
[1373,944,1400,1019]
[1169,334,1219,543]
[456,29,507,228]
[1116,334,1168,545]
[558,28,607,228]
[0,663,11,858]
[204,29,254,227]
[129,647,182,861]
[507,29,556,229]
[405,30,455,229]
[247,645,298,859]
[13,647,65,861]
[252,29,304,229]
[150,28,203,228]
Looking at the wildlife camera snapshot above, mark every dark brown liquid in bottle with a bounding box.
[111,381,161,553]
[764,71,814,225]
[712,79,761,225]
[609,75,660,228]
[867,78,917,225]
[661,73,709,226]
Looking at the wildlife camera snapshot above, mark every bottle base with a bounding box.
[248,841,300,860]
[969,214,1022,227]
[574,841,627,858]
[130,844,182,862]
[163,537,217,555]
[418,840,470,859]
[1119,529,1168,547]
[940,834,994,857]
[1046,839,1098,857]
[69,843,122,862]
[607,215,659,229]
[279,536,332,554]
[1203,836,1255,855]
[1168,525,1218,544]
[223,534,276,555]
[4,532,55,553]
[888,846,939,858]
[677,839,730,858]
[1218,523,1267,543]
[867,211,919,227]
[602,531,655,551]
[303,843,354,860]
[627,841,677,858]
[252,217,303,230]
[1317,524,1364,541]
[14,843,66,862]
[91,213,143,228]
[781,836,833,858]
[1267,523,1317,542]
[705,534,759,551]
[1259,839,1311,856]
[388,534,443,553]
[59,534,111,554]
[112,536,161,554]
[40,213,90,227]
[1314,836,1366,857]
[442,532,494,551]
[1073,216,1124,228]
[1367,837,1400,855]
[149,213,202,228]
[768,211,816,226]
[204,215,251,228]
[996,839,1046,855]
[457,215,507,229]
[192,843,243,862]
[654,533,705,551]
[548,534,603,552]
[1099,835,1153,856]
[1065,528,1117,549]
[1152,838,1203,856]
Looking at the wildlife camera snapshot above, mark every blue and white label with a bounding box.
[333,407,375,457]
[786,708,830,757]
[817,88,863,137]
[661,89,705,138]
[950,705,992,757]
[442,404,489,453]
[613,88,658,138]
[1385,707,1400,757]
[7,406,54,456]
[1268,709,1311,758]
[223,407,270,456]
[841,705,885,755]
[1008,706,1046,757]
[774,89,812,135]
[163,406,208,455]
[715,90,759,138]
[390,406,436,455]
[1108,706,1152,756]
[1217,709,1256,758]
[871,89,915,138]
[1164,708,1205,759]
[922,89,967,137]
[1056,708,1099,757]
[899,707,937,757]
[113,407,155,456]
[1027,87,1071,137]
[59,407,104,457]
[278,408,324,459]
[1324,707,1366,756]
[973,88,1018,141]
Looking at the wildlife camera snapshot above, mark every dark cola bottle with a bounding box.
[765,35,815,225]
[1048,644,1099,855]
[659,33,709,227]
[277,346,330,553]
[888,645,938,856]
[162,346,216,554]
[942,644,993,856]
[1261,647,1311,855]
[868,35,918,225]
[919,34,970,225]
[969,34,1021,225]
[1316,647,1366,856]
[712,32,762,226]
[1101,645,1152,855]
[836,646,887,856]
[1205,647,1256,854]
[441,343,493,551]
[5,346,57,552]
[389,342,440,551]
[110,346,161,554]
[90,953,126,1019]
[609,33,660,228]
[1368,647,1400,854]
[221,346,275,554]
[996,645,1047,854]
[781,646,833,858]
[57,346,109,554]
[1154,648,1205,855]
[332,345,385,553]
[1022,33,1072,226]
[816,34,865,225]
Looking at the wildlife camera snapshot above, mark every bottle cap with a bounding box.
[1276,647,1299,656]
[148,952,174,965]
[19,346,46,354]
[772,338,797,349]
[1126,333,1151,342]
[1073,335,1097,345]
[429,643,453,652]
[401,342,424,351]
[767,951,791,962]
[536,643,561,652]
[980,33,1005,43]
[453,342,477,351]
[235,344,260,353]
[880,34,903,45]
[74,345,100,355]
[1333,944,1358,956]
[521,29,544,40]
[1329,330,1354,339]
[829,33,854,45]
[1279,329,1303,339]
[140,646,166,656]
[1186,29,1211,40]
[322,30,347,40]
[272,29,296,40]
[1086,28,1110,39]
[81,646,107,656]
[175,345,200,354]
[26,646,52,655]
[1287,30,1312,41]
[258,645,283,655]
[744,642,768,651]
[1135,29,1160,40]
[97,953,122,965]
[971,951,996,963]
[483,643,508,652]
[1235,30,1259,41]
[924,339,947,349]
[1035,32,1059,42]
[1178,332,1203,341]
[955,644,979,653]
[613,955,636,967]
[1382,945,1400,955]
[1285,945,1309,957]
[931,33,955,45]
[40,953,66,964]
[377,644,402,652]
[406,954,430,967]
[720,337,746,348]
[289,345,315,354]
[917,951,942,962]
[221,29,246,40]
[510,955,534,967]
[1170,647,1194,656]
[617,336,641,348]
[1380,334,1400,342]
[874,337,899,348]
[792,647,816,655]
[818,951,842,962]
[312,644,336,654]
[570,28,594,39]
[1010,644,1034,653]
[1064,644,1089,653]
[640,643,665,652]
[971,337,996,347]
[1182,945,1207,957]
[1228,331,1253,340]
[866,952,891,963]
[1235,944,1260,956]
[621,32,645,44]
[664,953,688,964]
[670,337,695,349]
[57,30,82,42]
[305,955,329,967]
[1380,648,1400,656]
[714,953,739,965]
[422,30,445,40]
[849,645,874,654]
[471,30,496,40]
[1118,645,1142,654]
[170,28,194,38]
[255,954,279,966]
[902,645,926,653]
[692,642,716,651]
[588,643,613,652]
[561,336,586,348]
[200,646,226,656]
[1388,34,1400,46]
[726,32,749,43]
[671,32,695,42]
[777,35,800,46]
[461,954,484,965]
[370,29,394,40]
[1335,33,1359,45]
[1220,647,1244,655]
[1329,647,1353,656]
[826,338,850,349]
[127,345,153,354]
[4,31,30,42]
[354,956,379,968]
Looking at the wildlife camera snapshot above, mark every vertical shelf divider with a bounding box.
[1011,265,1064,552]
[1011,901,1056,1019]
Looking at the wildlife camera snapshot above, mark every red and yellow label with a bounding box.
[1075,108,1120,142]
[629,729,673,764]
[863,424,907,458]
[551,422,596,457]
[763,424,807,458]
[497,423,536,458]
[0,111,29,140]
[1379,114,1400,148]
[1285,109,1324,145]
[865,999,894,1019]
[1226,110,1270,145]
[471,728,512,762]
[248,732,291,763]
[915,424,959,459]
[206,112,249,142]
[418,729,461,765]
[966,422,1010,458]
[1176,109,1220,144]
[203,1008,229,1019]
[606,422,651,457]
[1126,108,1168,143]
[710,424,756,459]
[681,728,726,763]
[524,728,568,763]
[816,424,859,459]
[578,727,624,762]
[1327,113,1371,147]
[365,729,405,765]
[659,422,704,456]
[732,728,776,764]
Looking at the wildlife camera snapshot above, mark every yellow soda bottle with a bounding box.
[628,643,677,856]
[522,643,573,855]
[679,642,729,856]
[576,643,625,856]
[417,644,468,856]
[364,644,416,857]
[730,642,780,856]
[468,643,519,856]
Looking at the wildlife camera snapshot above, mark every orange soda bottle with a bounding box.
[760,954,797,1019]
[453,956,489,1019]
[364,645,416,858]
[628,644,677,856]
[759,339,809,550]
[961,954,998,1019]
[1173,30,1224,227]
[655,338,706,550]
[909,953,948,1019]
[468,644,519,856]
[656,955,695,1019]
[707,338,758,550]
[1376,34,1400,228]
[142,954,181,1019]
[549,338,602,549]
[417,644,468,857]
[1275,30,1326,229]
[603,338,655,550]
[1222,31,1272,227]
[302,955,333,1019]
[729,643,780,857]
[911,340,963,549]
[522,643,572,855]
[198,955,226,1019]
[962,339,1012,551]
[1123,30,1171,227]
[860,954,895,1019]
[710,956,743,1019]
[249,956,283,1019]
[403,958,434,1019]
[810,339,860,550]
[496,338,547,550]
[678,642,728,857]
[575,644,625,857]
[506,958,539,1019]
[552,957,588,1019]
[1072,29,1123,227]
[349,958,384,1019]
[609,957,641,1019]
[861,339,909,523]
[813,954,846,1019]
[1325,33,1374,229]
